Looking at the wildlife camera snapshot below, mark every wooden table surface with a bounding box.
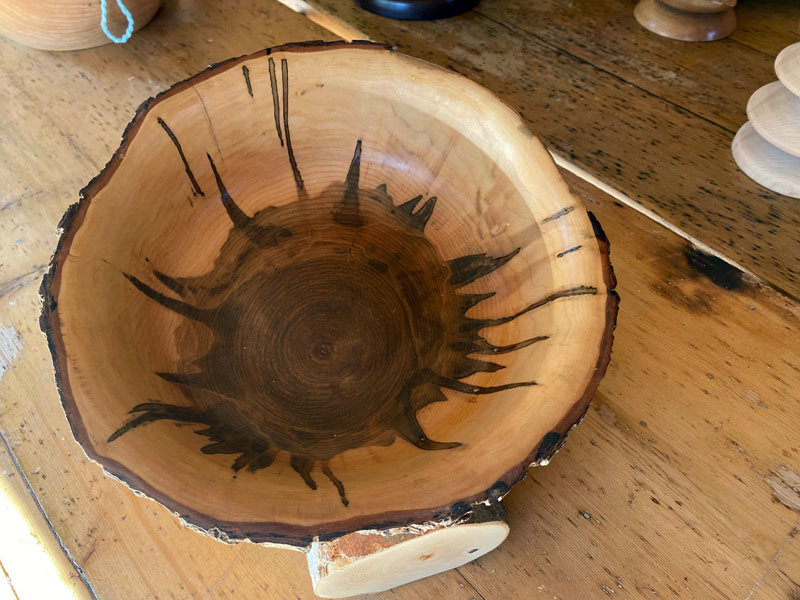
[0,1,798,599]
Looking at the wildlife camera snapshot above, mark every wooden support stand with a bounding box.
[634,0,737,42]
[307,503,508,598]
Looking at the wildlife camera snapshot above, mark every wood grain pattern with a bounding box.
[40,42,615,546]
[0,1,798,598]
[0,0,162,51]
[732,121,800,199]
[748,80,800,158]
[302,0,800,297]
[776,42,800,97]
[0,438,94,600]
[3,160,799,598]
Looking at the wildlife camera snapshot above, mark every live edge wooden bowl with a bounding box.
[40,41,617,597]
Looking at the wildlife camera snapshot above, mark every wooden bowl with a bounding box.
[41,42,617,595]
[0,0,162,51]
[775,42,800,98]
[732,121,800,199]
[747,80,800,159]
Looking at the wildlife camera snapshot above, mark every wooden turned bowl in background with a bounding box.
[0,0,162,51]
[634,0,737,42]
[40,41,617,595]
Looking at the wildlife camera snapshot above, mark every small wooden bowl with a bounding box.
[41,42,617,596]
[0,0,162,51]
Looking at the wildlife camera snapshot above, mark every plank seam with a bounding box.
[744,519,800,600]
[0,558,21,600]
[455,566,488,600]
[0,427,99,600]
[472,10,737,135]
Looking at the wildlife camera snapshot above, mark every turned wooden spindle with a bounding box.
[634,0,737,42]
[732,42,800,199]
[40,41,617,596]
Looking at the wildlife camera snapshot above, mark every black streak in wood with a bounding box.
[157,118,205,197]
[557,245,582,258]
[267,58,284,147]
[281,58,304,191]
[542,205,574,223]
[242,65,253,98]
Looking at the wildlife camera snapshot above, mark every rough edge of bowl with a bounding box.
[39,40,619,549]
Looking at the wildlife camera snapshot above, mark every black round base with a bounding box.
[354,0,479,20]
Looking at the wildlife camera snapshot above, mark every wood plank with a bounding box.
[0,287,483,599]
[301,0,800,297]
[469,0,781,133]
[749,519,800,600]
[444,170,800,599]
[734,0,800,58]
[0,0,338,285]
[0,440,93,600]
[4,162,799,598]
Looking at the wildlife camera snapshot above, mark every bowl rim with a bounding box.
[39,40,619,548]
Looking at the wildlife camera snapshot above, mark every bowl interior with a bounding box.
[49,44,612,544]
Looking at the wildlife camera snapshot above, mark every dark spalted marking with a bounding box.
[398,194,423,214]
[290,456,317,490]
[281,58,304,190]
[207,153,251,230]
[449,248,521,287]
[685,246,745,291]
[450,357,505,379]
[542,205,574,223]
[157,118,204,197]
[396,194,437,231]
[323,463,349,507]
[535,431,563,462]
[410,197,436,231]
[557,245,582,258]
[461,285,598,333]
[123,273,215,323]
[451,335,549,355]
[241,65,253,98]
[153,270,186,297]
[458,291,496,313]
[110,140,601,509]
[107,402,203,442]
[333,139,363,227]
[247,448,278,472]
[267,58,284,147]
[207,153,291,248]
[587,210,607,242]
[397,409,461,450]
[431,373,537,395]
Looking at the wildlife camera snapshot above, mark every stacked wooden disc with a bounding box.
[634,0,737,42]
[732,42,800,199]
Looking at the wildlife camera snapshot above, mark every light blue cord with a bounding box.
[100,0,135,44]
